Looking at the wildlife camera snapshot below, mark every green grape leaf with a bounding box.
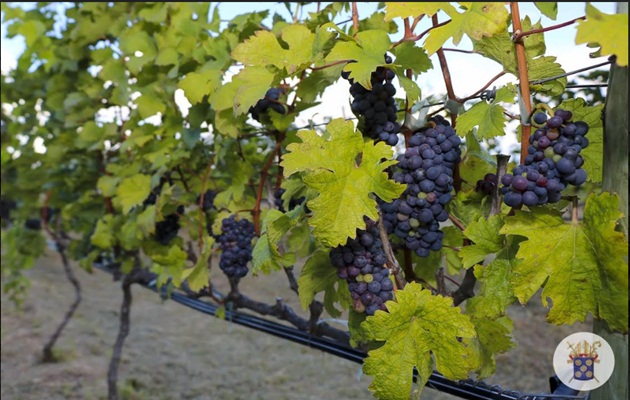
[325,30,392,90]
[297,249,349,318]
[231,66,276,115]
[527,56,566,96]
[137,205,156,236]
[556,99,604,183]
[181,235,214,292]
[116,174,152,214]
[362,283,477,400]
[178,70,221,104]
[459,215,505,269]
[500,192,628,332]
[424,3,509,56]
[391,41,432,76]
[466,237,523,319]
[455,86,515,139]
[97,175,120,197]
[252,209,298,275]
[465,316,516,379]
[91,215,116,249]
[136,94,166,120]
[534,2,558,20]
[384,3,455,21]
[281,118,405,247]
[575,3,628,66]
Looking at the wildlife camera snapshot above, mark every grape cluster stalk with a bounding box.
[501,108,590,207]
[342,55,401,146]
[380,115,462,257]
[329,222,394,316]
[216,215,255,278]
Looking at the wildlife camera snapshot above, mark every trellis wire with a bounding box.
[93,263,588,400]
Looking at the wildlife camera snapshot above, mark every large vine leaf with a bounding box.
[281,118,405,247]
[500,192,628,332]
[297,249,350,318]
[575,3,628,66]
[232,24,316,74]
[362,282,477,400]
[534,2,558,20]
[325,30,392,90]
[423,3,509,56]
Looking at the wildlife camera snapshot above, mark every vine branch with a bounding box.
[510,2,533,163]
[512,16,586,42]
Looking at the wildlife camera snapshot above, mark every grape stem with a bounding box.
[351,2,359,32]
[571,196,580,224]
[511,16,586,42]
[253,137,284,235]
[510,2,533,164]
[376,209,407,290]
[448,214,467,232]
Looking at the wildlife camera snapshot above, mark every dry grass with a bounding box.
[1,249,592,399]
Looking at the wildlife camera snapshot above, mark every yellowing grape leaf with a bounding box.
[325,30,392,90]
[362,283,477,400]
[281,118,405,247]
[500,192,628,332]
[297,249,351,318]
[424,3,509,56]
[232,24,316,73]
[576,3,628,66]
[466,237,523,319]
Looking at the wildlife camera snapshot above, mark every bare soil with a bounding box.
[1,249,592,400]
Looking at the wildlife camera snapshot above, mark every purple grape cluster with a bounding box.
[380,115,462,257]
[341,55,400,146]
[476,173,498,196]
[197,189,217,211]
[249,87,286,123]
[329,223,394,315]
[216,215,255,278]
[155,206,184,245]
[273,188,307,213]
[501,108,589,207]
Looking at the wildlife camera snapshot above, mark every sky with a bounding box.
[0,2,620,155]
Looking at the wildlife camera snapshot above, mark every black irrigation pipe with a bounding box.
[93,264,587,400]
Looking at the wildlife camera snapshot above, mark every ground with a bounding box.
[1,248,591,400]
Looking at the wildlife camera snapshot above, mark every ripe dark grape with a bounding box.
[501,107,590,208]
[379,115,461,257]
[216,215,256,278]
[24,218,42,230]
[329,222,393,315]
[249,87,286,123]
[197,189,217,211]
[274,188,309,213]
[342,54,400,146]
[475,173,497,196]
[155,205,184,245]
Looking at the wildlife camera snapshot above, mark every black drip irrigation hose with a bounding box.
[93,264,588,400]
